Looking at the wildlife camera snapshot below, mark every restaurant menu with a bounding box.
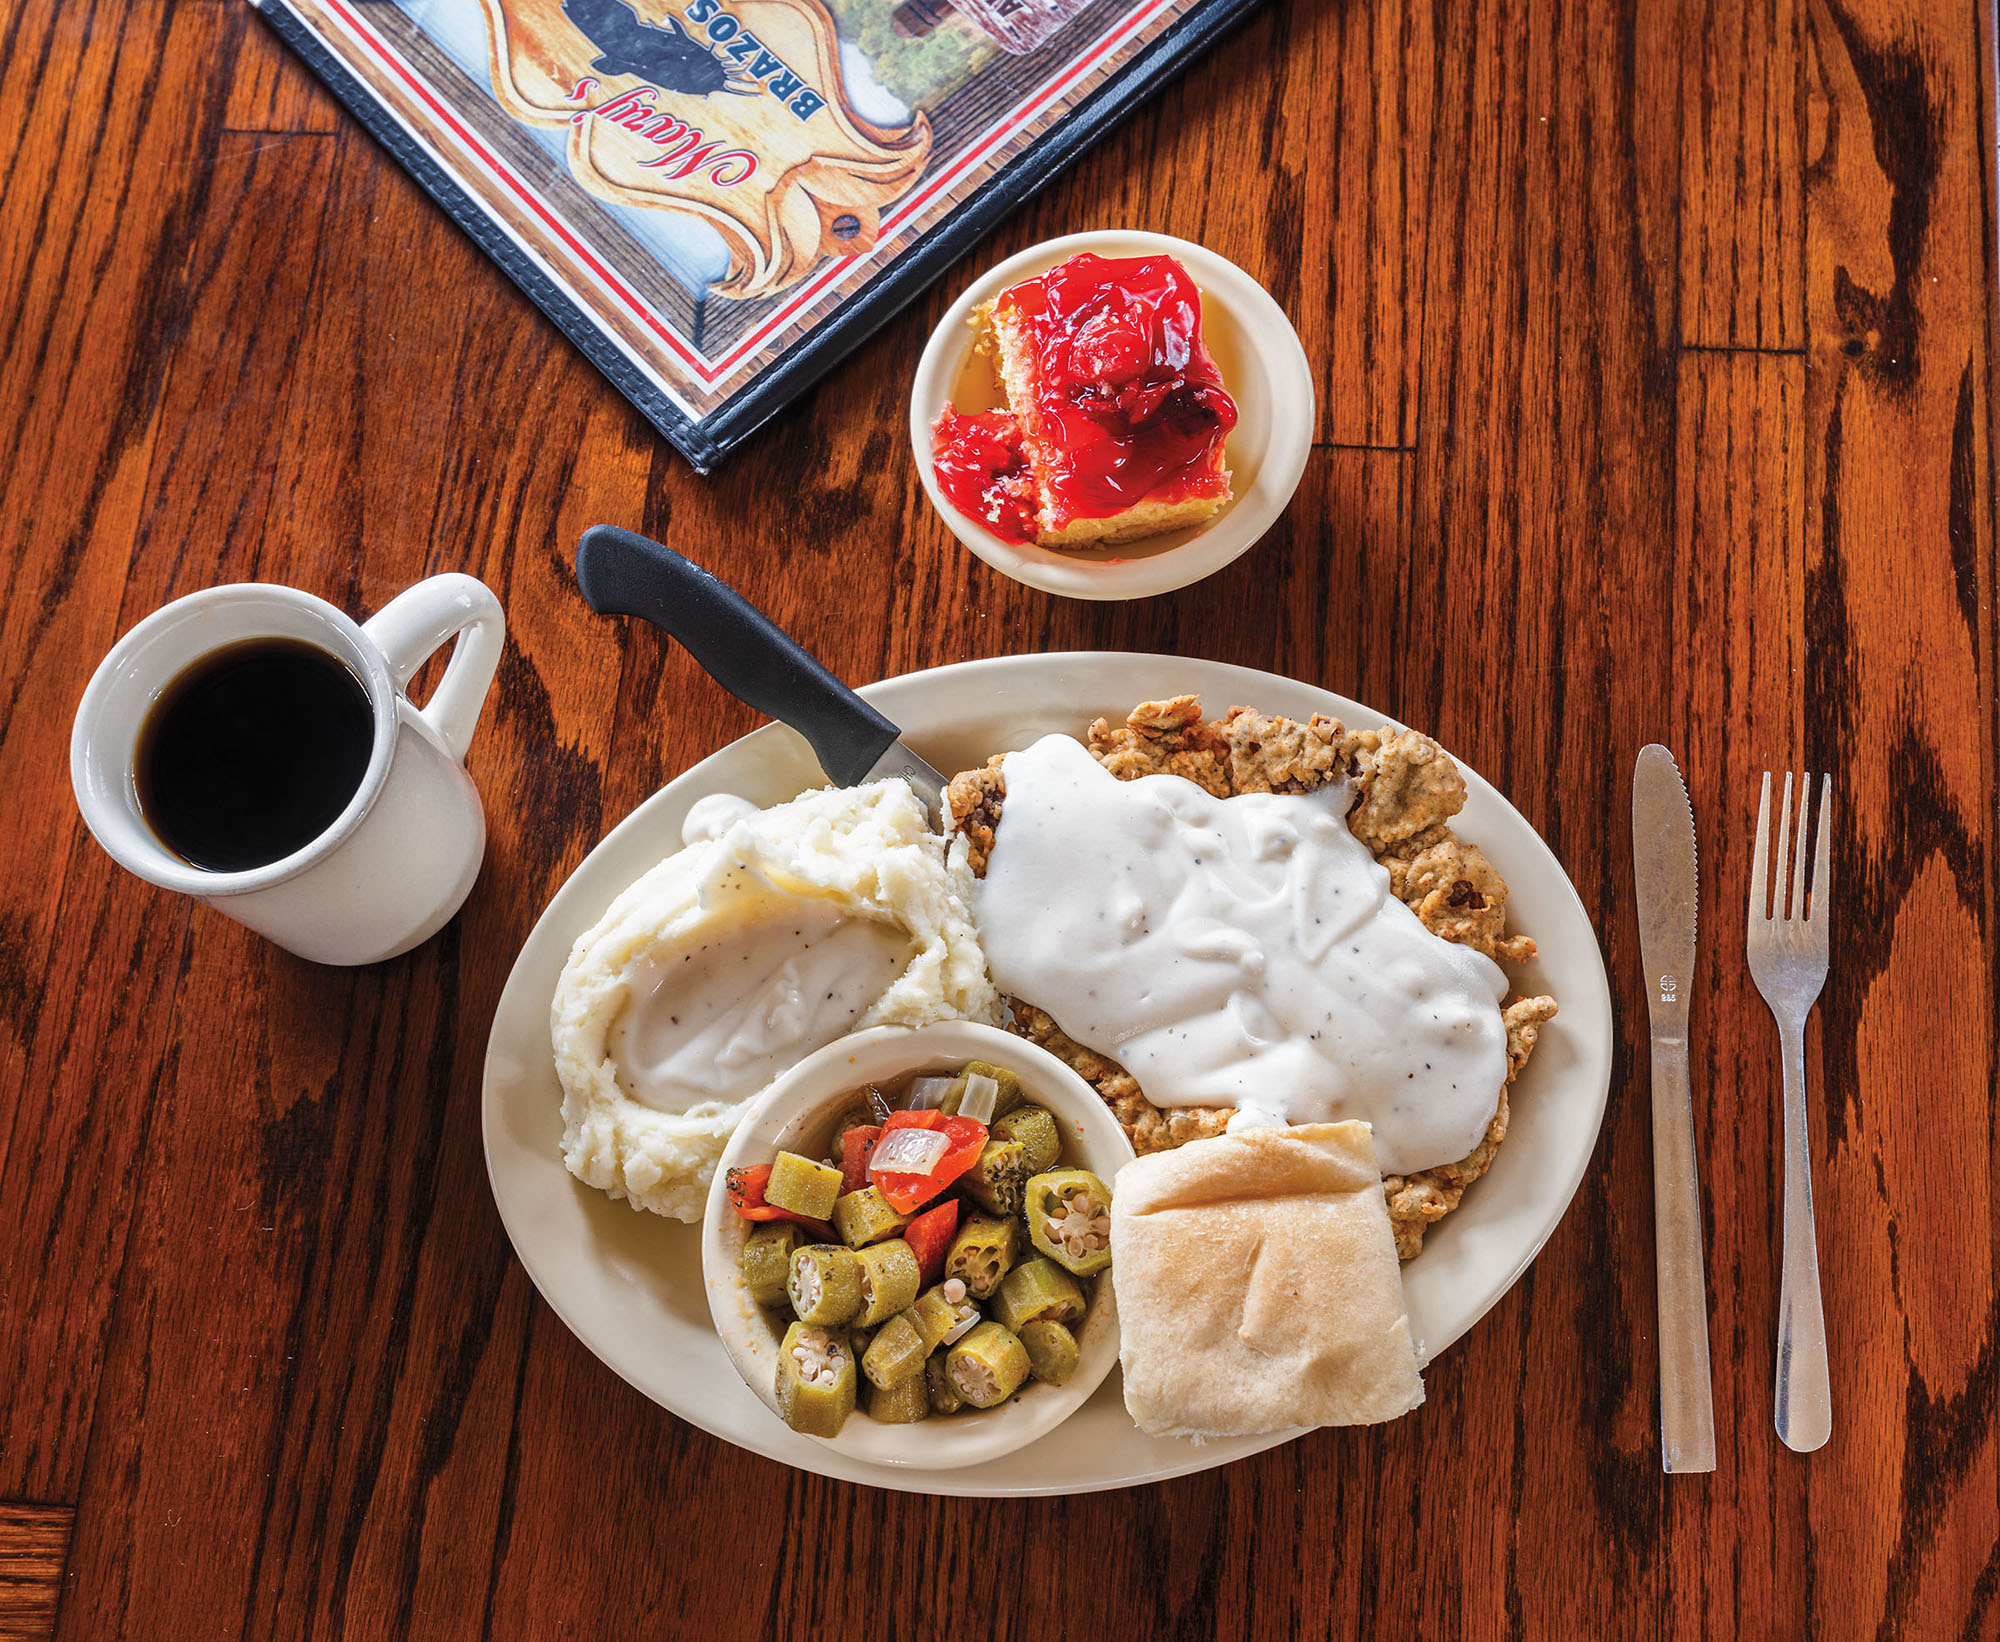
[252,0,1261,469]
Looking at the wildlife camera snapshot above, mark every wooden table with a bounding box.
[3,0,1996,1635]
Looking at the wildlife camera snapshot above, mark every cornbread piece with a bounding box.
[1112,1123,1424,1438]
[930,253,1237,549]
[948,696,1559,1256]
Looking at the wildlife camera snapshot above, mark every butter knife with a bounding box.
[575,526,949,819]
[1632,744,1717,1473]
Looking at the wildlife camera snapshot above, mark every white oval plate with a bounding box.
[908,232,1315,601]
[481,654,1613,1497]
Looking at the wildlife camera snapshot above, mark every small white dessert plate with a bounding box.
[908,231,1315,601]
[482,653,1614,1497]
[702,1020,1132,1470]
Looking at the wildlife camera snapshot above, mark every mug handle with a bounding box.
[361,573,506,764]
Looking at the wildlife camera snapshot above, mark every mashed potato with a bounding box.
[552,780,998,1221]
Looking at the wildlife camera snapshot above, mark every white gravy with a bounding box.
[974,735,1511,1175]
[610,862,913,1115]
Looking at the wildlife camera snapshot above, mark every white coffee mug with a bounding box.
[71,575,506,966]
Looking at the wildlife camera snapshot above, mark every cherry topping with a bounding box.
[995,252,1237,529]
[931,405,1038,544]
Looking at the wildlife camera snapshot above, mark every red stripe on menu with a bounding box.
[316,0,1180,391]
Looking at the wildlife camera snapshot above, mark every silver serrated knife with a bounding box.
[1633,745,1717,1473]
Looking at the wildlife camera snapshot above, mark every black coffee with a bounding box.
[136,637,374,873]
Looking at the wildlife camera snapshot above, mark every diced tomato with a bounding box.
[904,1199,960,1287]
[869,1110,987,1213]
[838,1124,881,1197]
[724,1164,832,1237]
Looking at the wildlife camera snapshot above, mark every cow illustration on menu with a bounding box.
[561,0,765,93]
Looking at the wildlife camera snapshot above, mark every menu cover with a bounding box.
[253,0,1261,470]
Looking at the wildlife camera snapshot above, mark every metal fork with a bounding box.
[1747,772,1833,1452]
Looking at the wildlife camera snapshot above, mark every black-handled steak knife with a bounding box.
[574,525,948,819]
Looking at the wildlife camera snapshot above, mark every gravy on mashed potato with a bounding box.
[553,781,998,1221]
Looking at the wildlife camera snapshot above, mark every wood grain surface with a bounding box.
[2,0,1996,1636]
[0,1507,70,1642]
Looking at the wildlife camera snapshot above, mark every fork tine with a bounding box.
[1774,772,1795,919]
[1790,773,1811,922]
[1808,774,1832,924]
[1749,771,1773,924]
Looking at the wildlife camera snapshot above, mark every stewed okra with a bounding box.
[728,1059,1115,1436]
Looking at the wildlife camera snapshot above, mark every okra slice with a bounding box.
[865,1370,930,1425]
[739,1223,804,1308]
[861,1313,928,1390]
[832,1185,908,1248]
[905,1286,961,1352]
[991,1105,1062,1175]
[992,1256,1086,1333]
[931,1279,982,1348]
[945,1321,1030,1409]
[926,1353,965,1415]
[765,1151,843,1221]
[961,1138,1030,1217]
[776,1322,856,1437]
[944,1213,1024,1300]
[787,1244,864,1326]
[1024,1168,1113,1276]
[853,1239,921,1328]
[941,1060,1024,1119]
[1018,1318,1079,1386]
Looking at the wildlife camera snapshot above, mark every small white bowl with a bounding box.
[702,1021,1134,1471]
[909,230,1314,602]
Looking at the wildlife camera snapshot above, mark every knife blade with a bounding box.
[1632,744,1717,1474]
[575,526,949,820]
